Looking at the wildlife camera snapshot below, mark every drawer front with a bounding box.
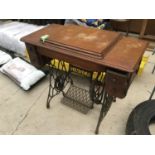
[105,70,130,98]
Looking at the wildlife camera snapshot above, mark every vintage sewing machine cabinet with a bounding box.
[21,24,148,134]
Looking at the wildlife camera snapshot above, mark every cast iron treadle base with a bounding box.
[61,85,93,114]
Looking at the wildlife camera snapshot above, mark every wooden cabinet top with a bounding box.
[21,24,149,73]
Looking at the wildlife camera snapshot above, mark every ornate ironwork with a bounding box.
[46,60,114,134]
[46,60,73,108]
[95,92,114,134]
[90,72,105,104]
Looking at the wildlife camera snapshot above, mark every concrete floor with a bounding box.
[0,51,155,135]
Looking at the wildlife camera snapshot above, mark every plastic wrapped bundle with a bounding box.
[0,57,45,90]
[0,21,44,56]
[0,50,12,66]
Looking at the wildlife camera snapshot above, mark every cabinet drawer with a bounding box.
[105,70,131,98]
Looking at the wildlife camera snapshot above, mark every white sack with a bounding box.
[0,57,45,90]
[0,50,12,65]
[0,21,44,56]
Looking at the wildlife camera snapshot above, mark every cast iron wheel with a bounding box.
[126,99,155,135]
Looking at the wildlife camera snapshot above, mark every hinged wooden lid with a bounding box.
[22,24,121,59]
[21,24,149,72]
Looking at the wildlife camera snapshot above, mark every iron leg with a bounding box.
[152,65,155,74]
[46,61,73,109]
[46,69,53,109]
[46,88,53,109]
[95,93,113,134]
[95,103,106,134]
[149,85,155,100]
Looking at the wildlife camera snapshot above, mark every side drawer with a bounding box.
[105,70,131,98]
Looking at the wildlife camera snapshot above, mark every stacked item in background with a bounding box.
[0,49,45,90]
[0,20,44,57]
[0,20,46,90]
[65,19,111,30]
[0,50,12,66]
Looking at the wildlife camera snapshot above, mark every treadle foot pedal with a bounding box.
[61,85,93,114]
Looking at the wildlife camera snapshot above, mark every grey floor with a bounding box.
[0,51,155,135]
